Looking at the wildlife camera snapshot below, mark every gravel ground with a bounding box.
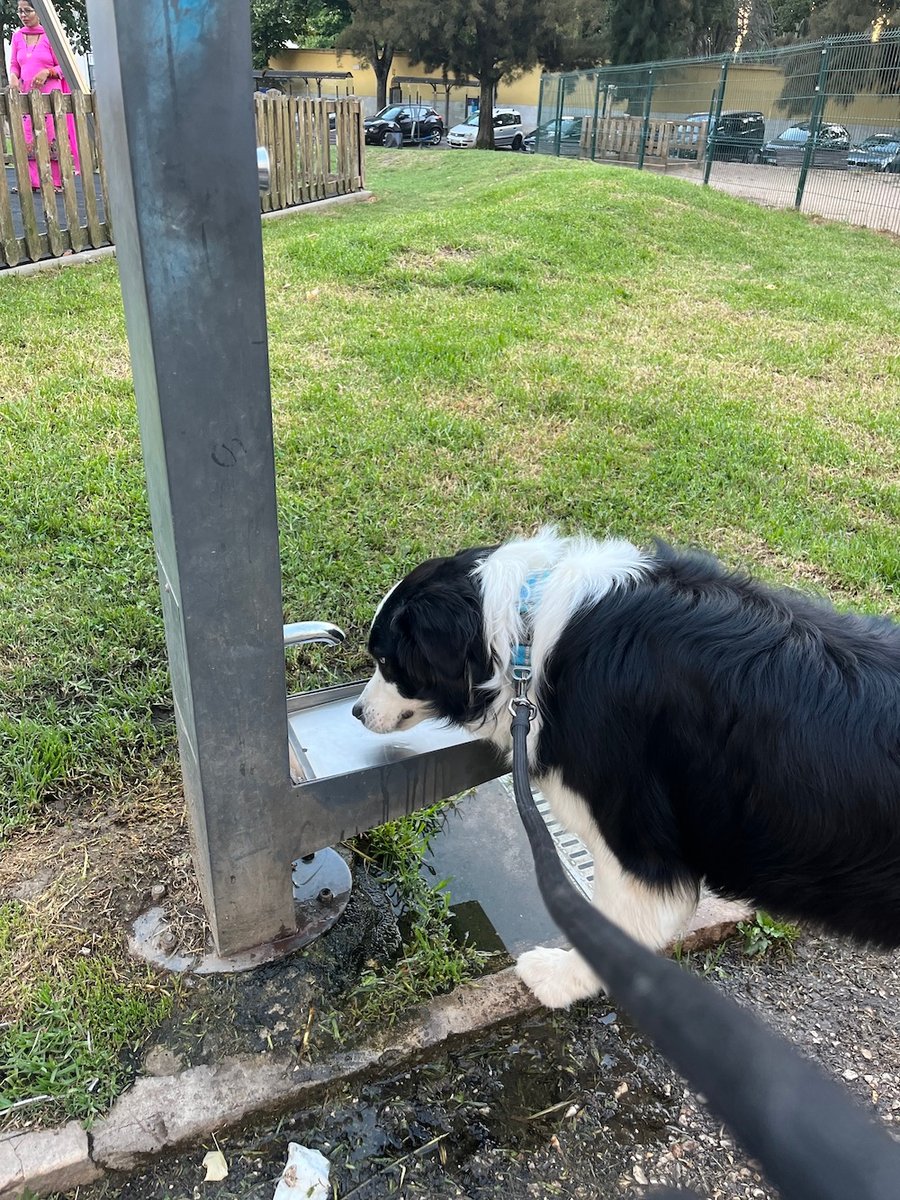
[77,929,900,1200]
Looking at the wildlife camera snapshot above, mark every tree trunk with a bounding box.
[372,41,394,111]
[475,75,497,149]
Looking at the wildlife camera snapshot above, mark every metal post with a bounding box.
[32,0,88,91]
[703,59,729,186]
[637,69,654,170]
[795,42,831,210]
[86,0,297,955]
[534,74,546,151]
[590,74,603,161]
[554,75,566,156]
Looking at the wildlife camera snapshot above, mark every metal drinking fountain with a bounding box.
[86,0,502,967]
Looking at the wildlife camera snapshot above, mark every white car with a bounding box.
[447,108,528,151]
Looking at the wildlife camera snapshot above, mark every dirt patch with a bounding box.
[394,247,479,271]
[0,763,199,1015]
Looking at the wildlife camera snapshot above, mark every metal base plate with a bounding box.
[128,848,352,974]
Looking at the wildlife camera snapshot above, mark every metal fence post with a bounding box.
[86,0,298,955]
[553,75,566,157]
[795,41,832,210]
[703,58,729,187]
[590,74,603,161]
[637,69,654,171]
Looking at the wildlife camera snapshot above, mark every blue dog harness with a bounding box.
[511,570,551,683]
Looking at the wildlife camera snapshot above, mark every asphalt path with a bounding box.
[2,164,109,263]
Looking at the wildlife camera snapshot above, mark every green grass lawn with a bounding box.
[0,148,898,1120]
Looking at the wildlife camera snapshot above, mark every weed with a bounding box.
[737,911,802,958]
[673,938,730,980]
[342,800,494,1029]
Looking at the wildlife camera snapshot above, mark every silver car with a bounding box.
[447,108,529,151]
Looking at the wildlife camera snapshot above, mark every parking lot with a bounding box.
[662,159,900,235]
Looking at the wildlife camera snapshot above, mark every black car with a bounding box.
[524,116,583,156]
[363,104,444,147]
[707,110,766,162]
[760,122,851,168]
[847,131,900,173]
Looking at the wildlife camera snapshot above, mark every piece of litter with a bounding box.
[633,1163,649,1184]
[273,1143,330,1200]
[202,1149,228,1182]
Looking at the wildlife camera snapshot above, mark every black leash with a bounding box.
[509,698,900,1200]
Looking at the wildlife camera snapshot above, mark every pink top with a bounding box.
[9,25,71,95]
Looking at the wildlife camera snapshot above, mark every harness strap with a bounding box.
[511,569,551,678]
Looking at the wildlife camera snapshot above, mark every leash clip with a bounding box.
[508,667,537,720]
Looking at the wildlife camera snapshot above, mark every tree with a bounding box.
[251,0,316,70]
[769,0,815,40]
[398,0,582,148]
[338,0,399,110]
[306,0,353,46]
[2,1,89,88]
[775,10,899,116]
[602,0,697,65]
[807,0,898,36]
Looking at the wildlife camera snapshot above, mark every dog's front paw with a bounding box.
[516,946,604,1009]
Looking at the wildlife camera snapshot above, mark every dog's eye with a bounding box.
[377,657,387,666]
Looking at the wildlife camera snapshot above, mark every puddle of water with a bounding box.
[423,781,566,956]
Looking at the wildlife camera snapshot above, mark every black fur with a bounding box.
[368,541,900,948]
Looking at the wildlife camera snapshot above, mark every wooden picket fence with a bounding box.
[255,94,365,211]
[1,92,365,270]
[0,89,110,268]
[579,115,708,171]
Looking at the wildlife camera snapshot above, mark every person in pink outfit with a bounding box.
[8,1,81,191]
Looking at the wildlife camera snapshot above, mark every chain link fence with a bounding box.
[536,30,900,235]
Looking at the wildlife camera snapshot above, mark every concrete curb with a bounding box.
[0,901,749,1197]
[0,190,373,278]
[260,190,374,222]
[1,245,117,278]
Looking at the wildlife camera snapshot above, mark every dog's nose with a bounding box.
[351,700,364,722]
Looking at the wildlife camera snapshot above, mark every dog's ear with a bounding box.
[392,589,484,688]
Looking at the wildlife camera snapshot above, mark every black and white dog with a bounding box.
[353,529,900,1009]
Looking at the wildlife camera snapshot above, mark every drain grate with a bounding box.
[499,775,593,899]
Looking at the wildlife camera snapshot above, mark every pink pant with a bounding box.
[23,109,81,189]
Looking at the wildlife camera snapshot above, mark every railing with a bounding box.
[536,29,900,236]
[0,92,366,270]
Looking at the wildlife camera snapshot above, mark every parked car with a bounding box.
[760,122,851,168]
[363,104,443,146]
[707,110,766,162]
[847,131,900,173]
[523,116,583,156]
[447,108,529,151]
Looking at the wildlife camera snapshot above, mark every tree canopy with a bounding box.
[338,0,400,110]
[398,0,592,147]
[251,0,318,70]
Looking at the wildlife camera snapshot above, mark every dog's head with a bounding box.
[352,547,497,734]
